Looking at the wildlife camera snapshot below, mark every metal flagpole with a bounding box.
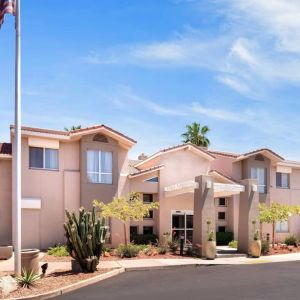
[14,0,21,275]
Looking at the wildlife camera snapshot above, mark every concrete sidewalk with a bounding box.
[2,252,300,274]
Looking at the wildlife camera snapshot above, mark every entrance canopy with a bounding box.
[164,180,245,198]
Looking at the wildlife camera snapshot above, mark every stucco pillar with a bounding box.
[238,179,259,254]
[193,175,215,257]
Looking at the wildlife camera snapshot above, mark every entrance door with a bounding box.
[171,210,193,244]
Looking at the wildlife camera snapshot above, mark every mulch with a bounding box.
[0,268,111,299]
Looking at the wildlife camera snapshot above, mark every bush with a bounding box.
[47,244,69,257]
[157,246,167,255]
[228,240,238,249]
[130,233,157,245]
[284,234,297,246]
[168,239,179,254]
[116,244,141,258]
[17,269,40,288]
[261,240,270,255]
[216,232,234,246]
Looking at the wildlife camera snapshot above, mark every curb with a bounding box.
[10,268,125,300]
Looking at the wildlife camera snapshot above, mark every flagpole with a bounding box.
[14,0,21,275]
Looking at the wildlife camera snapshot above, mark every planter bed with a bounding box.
[40,252,191,263]
[0,268,112,299]
[263,244,300,256]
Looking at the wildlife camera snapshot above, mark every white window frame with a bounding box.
[276,220,289,233]
[251,167,266,194]
[86,150,113,184]
[171,210,193,245]
[276,172,290,189]
[29,147,59,171]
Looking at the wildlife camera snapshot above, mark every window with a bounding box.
[145,177,159,183]
[143,194,153,203]
[218,212,226,220]
[218,226,226,232]
[130,226,138,236]
[143,226,153,235]
[29,147,59,170]
[276,172,290,189]
[251,167,266,193]
[172,212,193,244]
[276,221,289,233]
[144,210,153,219]
[86,150,112,184]
[219,198,226,206]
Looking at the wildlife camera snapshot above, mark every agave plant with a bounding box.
[17,269,40,288]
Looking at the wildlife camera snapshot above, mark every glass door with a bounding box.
[171,211,194,245]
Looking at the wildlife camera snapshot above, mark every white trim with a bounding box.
[128,166,164,179]
[21,198,41,210]
[135,144,214,168]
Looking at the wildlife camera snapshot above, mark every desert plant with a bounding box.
[157,246,167,255]
[168,239,179,254]
[17,269,40,288]
[261,240,270,255]
[284,234,297,246]
[116,243,141,258]
[47,244,69,257]
[64,206,108,273]
[228,240,238,249]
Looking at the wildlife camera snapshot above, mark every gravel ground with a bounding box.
[0,269,112,299]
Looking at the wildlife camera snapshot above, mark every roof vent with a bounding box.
[93,134,108,143]
[255,154,265,161]
[138,153,148,160]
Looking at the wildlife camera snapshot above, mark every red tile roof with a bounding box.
[239,148,284,161]
[129,165,164,178]
[0,143,12,155]
[10,124,136,143]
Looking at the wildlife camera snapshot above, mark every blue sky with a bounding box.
[1,0,300,159]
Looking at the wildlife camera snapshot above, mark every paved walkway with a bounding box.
[2,252,300,274]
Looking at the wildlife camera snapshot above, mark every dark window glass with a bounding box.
[186,230,193,243]
[218,226,226,232]
[219,198,226,206]
[143,194,153,203]
[186,215,193,228]
[218,212,226,220]
[146,177,159,183]
[172,215,185,228]
[29,147,43,168]
[130,226,138,236]
[143,226,153,235]
[144,210,153,219]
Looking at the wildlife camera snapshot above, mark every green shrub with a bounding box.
[17,269,40,288]
[130,234,157,245]
[157,246,167,255]
[261,240,270,255]
[284,234,297,246]
[228,240,238,248]
[216,232,234,246]
[168,239,179,254]
[116,243,141,258]
[47,244,69,257]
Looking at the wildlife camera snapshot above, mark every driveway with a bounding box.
[55,261,300,300]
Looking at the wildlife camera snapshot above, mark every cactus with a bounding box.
[64,206,108,273]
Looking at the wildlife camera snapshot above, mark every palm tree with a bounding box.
[181,122,210,147]
[64,125,82,131]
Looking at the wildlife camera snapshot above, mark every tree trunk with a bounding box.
[272,221,275,248]
[123,222,128,245]
[260,222,263,240]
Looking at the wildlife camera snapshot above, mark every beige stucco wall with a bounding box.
[158,149,211,239]
[0,159,12,245]
[80,133,130,246]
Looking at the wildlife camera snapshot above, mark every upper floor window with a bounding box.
[251,167,266,194]
[87,150,112,184]
[276,221,289,233]
[29,147,59,170]
[218,198,227,206]
[143,194,153,203]
[276,172,290,189]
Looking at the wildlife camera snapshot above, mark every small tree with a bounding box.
[64,125,82,131]
[94,192,159,245]
[259,203,300,247]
